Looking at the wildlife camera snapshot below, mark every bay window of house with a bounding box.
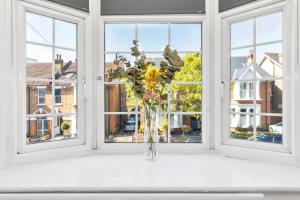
[17,2,86,153]
[101,20,206,147]
[222,2,290,152]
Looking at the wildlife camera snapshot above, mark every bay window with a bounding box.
[5,0,296,167]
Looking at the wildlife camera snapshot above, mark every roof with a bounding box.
[259,52,283,66]
[232,52,282,80]
[26,61,77,86]
[232,64,272,80]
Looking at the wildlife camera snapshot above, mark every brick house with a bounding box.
[231,51,282,129]
[26,55,77,139]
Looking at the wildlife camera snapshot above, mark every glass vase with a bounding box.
[144,113,159,161]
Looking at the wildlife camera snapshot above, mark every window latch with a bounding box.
[96,75,102,81]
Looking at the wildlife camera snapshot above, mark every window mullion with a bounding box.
[253,17,257,140]
[51,18,55,141]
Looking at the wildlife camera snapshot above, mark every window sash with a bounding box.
[221,2,290,153]
[98,15,210,150]
[16,1,86,154]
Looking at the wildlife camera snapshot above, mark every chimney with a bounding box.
[247,50,254,65]
[55,54,64,74]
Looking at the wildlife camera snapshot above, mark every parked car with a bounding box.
[269,122,283,134]
[124,118,135,132]
[256,134,282,144]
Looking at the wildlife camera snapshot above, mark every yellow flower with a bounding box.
[144,65,159,89]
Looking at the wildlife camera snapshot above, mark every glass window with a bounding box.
[239,83,247,99]
[38,88,46,105]
[55,88,62,104]
[104,23,203,144]
[25,12,78,145]
[229,11,283,145]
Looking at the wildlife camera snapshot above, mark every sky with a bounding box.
[26,11,282,65]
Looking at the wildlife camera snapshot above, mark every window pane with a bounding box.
[170,23,201,51]
[105,84,136,112]
[26,84,52,115]
[138,24,168,52]
[55,19,77,49]
[53,83,77,114]
[177,53,202,81]
[257,80,282,114]
[105,24,135,52]
[256,12,282,44]
[26,116,52,144]
[104,53,135,82]
[26,13,53,45]
[170,84,202,112]
[105,114,136,143]
[170,114,202,143]
[231,48,254,80]
[256,43,282,78]
[230,113,254,140]
[27,43,52,67]
[230,19,253,48]
[256,116,282,144]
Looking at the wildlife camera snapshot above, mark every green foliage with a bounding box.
[171,53,202,113]
[231,132,253,140]
[61,122,70,131]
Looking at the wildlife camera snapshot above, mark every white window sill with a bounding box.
[0,153,300,193]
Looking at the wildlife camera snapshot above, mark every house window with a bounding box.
[227,8,285,148]
[37,117,48,137]
[103,22,203,144]
[55,88,62,104]
[249,82,254,98]
[37,87,46,105]
[23,9,82,152]
[239,83,247,99]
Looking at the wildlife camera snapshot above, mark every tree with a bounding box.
[171,53,202,115]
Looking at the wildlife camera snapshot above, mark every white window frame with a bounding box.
[97,14,211,153]
[16,0,87,154]
[220,1,292,153]
[37,86,46,105]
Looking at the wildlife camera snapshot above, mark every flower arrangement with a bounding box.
[107,40,184,160]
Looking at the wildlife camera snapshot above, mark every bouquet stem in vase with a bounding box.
[144,111,158,161]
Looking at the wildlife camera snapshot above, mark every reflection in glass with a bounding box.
[138,24,168,51]
[105,24,135,52]
[230,19,253,48]
[26,12,53,45]
[105,114,137,143]
[55,19,77,49]
[105,84,136,112]
[170,84,202,112]
[170,23,202,52]
[170,114,202,143]
[230,48,254,80]
[256,12,282,44]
